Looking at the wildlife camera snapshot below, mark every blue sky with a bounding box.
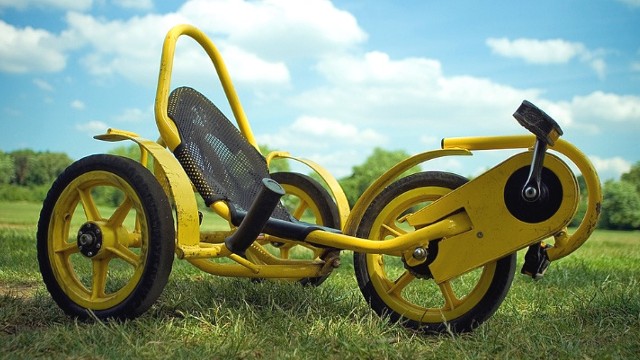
[1,0,639,181]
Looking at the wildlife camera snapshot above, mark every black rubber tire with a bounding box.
[37,154,175,320]
[270,172,340,286]
[354,171,516,333]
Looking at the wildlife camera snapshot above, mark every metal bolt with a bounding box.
[477,232,484,239]
[412,247,427,260]
[78,233,94,246]
[87,251,93,256]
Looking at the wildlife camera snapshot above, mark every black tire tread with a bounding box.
[354,171,516,333]
[271,172,340,286]
[37,154,175,320]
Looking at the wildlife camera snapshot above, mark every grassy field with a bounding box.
[1,201,639,359]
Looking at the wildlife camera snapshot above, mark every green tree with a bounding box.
[109,144,142,161]
[10,149,36,186]
[259,144,291,173]
[9,150,72,186]
[0,151,14,185]
[27,152,73,186]
[339,147,420,206]
[599,180,640,230]
[621,161,640,194]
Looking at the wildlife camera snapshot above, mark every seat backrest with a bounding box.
[167,86,291,221]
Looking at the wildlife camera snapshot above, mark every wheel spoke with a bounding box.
[381,223,407,238]
[91,258,109,299]
[108,196,133,227]
[134,213,142,233]
[54,241,80,256]
[127,232,142,248]
[77,188,101,221]
[386,270,416,296]
[279,246,291,259]
[292,201,308,219]
[108,244,141,267]
[439,281,462,310]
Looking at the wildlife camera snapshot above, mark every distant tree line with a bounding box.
[0,149,73,202]
[600,163,640,230]
[1,144,639,230]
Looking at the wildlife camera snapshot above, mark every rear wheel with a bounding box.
[354,171,516,333]
[37,154,175,320]
[252,172,340,286]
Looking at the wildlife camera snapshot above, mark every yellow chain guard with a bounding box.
[405,152,579,283]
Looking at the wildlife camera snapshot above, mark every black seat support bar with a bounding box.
[224,178,285,256]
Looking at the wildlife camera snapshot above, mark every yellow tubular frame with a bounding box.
[343,148,472,236]
[104,23,598,275]
[442,135,602,261]
[155,24,257,152]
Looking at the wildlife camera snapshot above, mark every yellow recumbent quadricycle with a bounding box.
[36,24,602,334]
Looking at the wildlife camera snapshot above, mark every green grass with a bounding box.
[1,201,639,359]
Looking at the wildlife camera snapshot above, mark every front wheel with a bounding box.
[37,154,175,320]
[354,171,516,333]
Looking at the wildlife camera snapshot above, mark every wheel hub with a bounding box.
[402,241,438,279]
[77,222,103,258]
[503,166,563,223]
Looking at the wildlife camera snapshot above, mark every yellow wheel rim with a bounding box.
[266,182,325,260]
[365,186,498,323]
[47,171,149,310]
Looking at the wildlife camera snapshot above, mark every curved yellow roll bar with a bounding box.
[154,24,258,152]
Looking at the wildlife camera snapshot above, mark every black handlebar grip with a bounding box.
[513,100,563,146]
[224,178,285,256]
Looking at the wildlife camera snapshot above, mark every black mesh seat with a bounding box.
[167,86,339,240]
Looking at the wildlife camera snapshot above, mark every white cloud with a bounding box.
[571,91,640,123]
[419,135,440,148]
[261,115,387,150]
[617,0,640,8]
[486,37,606,78]
[589,58,607,79]
[113,0,153,10]
[294,51,541,136]
[64,9,289,87]
[71,100,86,110]
[219,45,290,84]
[291,116,387,145]
[76,120,108,134]
[316,51,442,86]
[486,38,586,64]
[257,115,387,177]
[114,107,151,123]
[65,11,186,84]
[0,21,68,73]
[0,0,91,11]
[289,49,640,166]
[179,0,367,59]
[590,156,632,180]
[33,78,54,91]
[631,62,640,72]
[58,0,365,87]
